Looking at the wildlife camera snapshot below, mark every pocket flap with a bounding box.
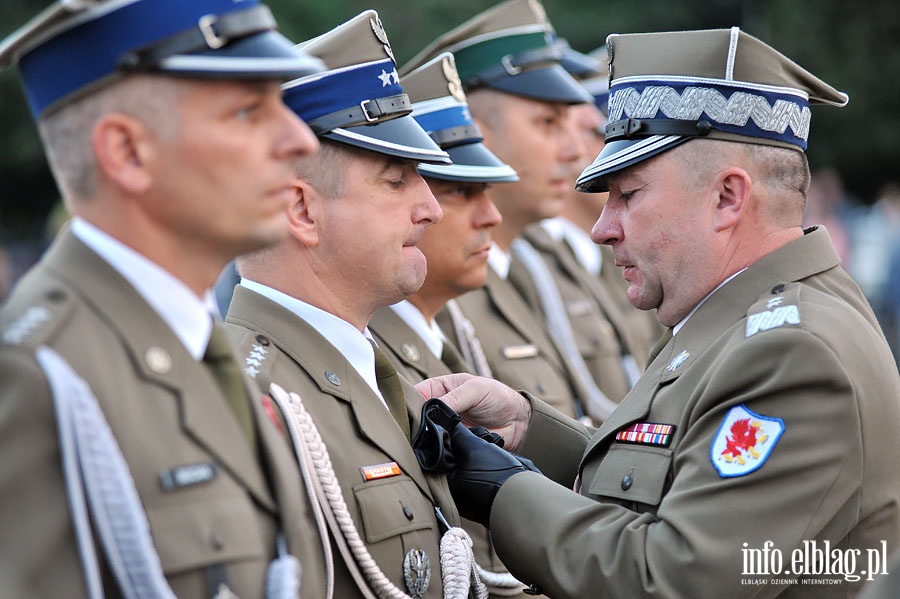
[354,478,434,544]
[587,443,672,506]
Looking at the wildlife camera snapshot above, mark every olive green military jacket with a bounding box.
[0,230,327,599]
[437,267,581,419]
[490,227,900,598]
[225,285,461,598]
[369,306,529,598]
[514,225,648,404]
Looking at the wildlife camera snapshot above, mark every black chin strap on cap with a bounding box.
[466,44,562,87]
[118,5,277,70]
[605,117,714,142]
[306,93,412,134]
[428,123,483,149]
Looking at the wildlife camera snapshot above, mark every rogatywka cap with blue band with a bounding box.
[0,0,325,119]
[576,27,849,193]
[282,10,450,165]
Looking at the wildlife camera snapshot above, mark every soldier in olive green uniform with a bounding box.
[370,52,531,598]
[225,12,484,598]
[0,1,329,597]
[517,42,663,411]
[401,0,599,423]
[418,28,900,598]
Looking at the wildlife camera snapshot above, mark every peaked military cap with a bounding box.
[402,52,518,183]
[400,0,591,105]
[282,11,450,164]
[582,45,610,115]
[577,27,849,192]
[555,38,603,80]
[0,0,325,119]
[556,39,609,116]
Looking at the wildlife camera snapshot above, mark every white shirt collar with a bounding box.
[71,218,215,359]
[239,278,384,401]
[542,217,603,276]
[389,300,445,359]
[673,269,747,335]
[488,243,511,279]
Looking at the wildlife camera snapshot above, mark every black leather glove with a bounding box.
[446,416,540,528]
[412,398,462,473]
[411,398,539,527]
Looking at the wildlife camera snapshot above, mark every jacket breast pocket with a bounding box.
[353,477,435,544]
[587,444,673,506]
[148,494,268,574]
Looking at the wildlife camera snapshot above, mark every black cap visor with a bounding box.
[483,64,592,105]
[418,142,518,183]
[159,30,325,80]
[323,114,451,164]
[575,135,690,192]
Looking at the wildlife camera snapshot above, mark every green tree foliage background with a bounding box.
[1,0,898,244]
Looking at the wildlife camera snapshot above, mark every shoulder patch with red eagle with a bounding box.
[710,404,784,477]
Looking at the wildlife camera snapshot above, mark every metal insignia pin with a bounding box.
[325,371,341,386]
[666,350,690,373]
[401,343,421,362]
[369,16,395,63]
[441,55,465,103]
[403,548,431,598]
[145,347,172,374]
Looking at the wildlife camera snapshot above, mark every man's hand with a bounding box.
[446,419,539,528]
[416,374,532,452]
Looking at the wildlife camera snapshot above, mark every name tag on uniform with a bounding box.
[159,462,217,492]
[501,344,538,359]
[360,461,402,481]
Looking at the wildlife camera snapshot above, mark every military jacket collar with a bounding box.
[583,226,840,459]
[226,286,438,500]
[43,230,277,511]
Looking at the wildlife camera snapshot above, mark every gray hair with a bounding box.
[292,138,354,199]
[236,139,354,276]
[675,138,809,226]
[37,75,185,203]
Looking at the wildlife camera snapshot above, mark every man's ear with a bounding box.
[286,178,321,246]
[712,166,752,232]
[91,112,154,194]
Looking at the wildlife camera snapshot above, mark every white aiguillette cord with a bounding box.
[37,346,177,599]
[39,346,303,599]
[511,239,619,422]
[269,382,487,599]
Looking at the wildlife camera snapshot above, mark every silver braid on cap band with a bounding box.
[609,85,811,141]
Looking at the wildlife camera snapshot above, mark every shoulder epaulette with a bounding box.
[0,287,75,349]
[744,282,802,338]
[229,328,277,394]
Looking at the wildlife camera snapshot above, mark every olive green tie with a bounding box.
[204,323,256,448]
[440,340,469,374]
[371,342,411,439]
